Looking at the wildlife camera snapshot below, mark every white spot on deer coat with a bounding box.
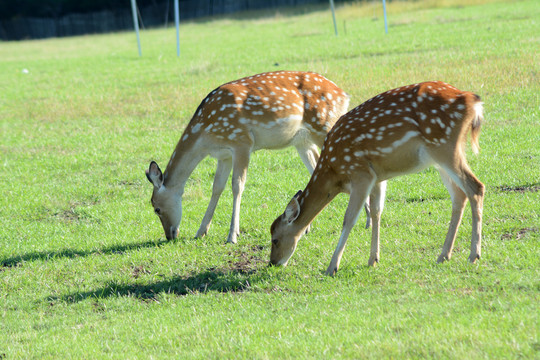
[191,123,203,133]
[391,131,419,149]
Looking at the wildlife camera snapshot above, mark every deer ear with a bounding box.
[146,161,163,189]
[284,191,302,224]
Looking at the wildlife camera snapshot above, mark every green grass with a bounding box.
[1,0,539,358]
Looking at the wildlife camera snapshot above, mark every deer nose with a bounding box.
[269,258,287,267]
[167,227,179,240]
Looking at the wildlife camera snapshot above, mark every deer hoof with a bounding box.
[325,266,338,276]
[368,257,379,267]
[468,253,480,263]
[226,232,239,244]
[195,229,208,238]
[437,254,450,264]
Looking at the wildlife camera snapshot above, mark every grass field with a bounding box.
[1,0,539,358]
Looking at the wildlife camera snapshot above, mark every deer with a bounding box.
[269,81,485,275]
[145,71,370,244]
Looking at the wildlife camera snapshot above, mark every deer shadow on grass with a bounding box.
[0,238,177,268]
[49,258,266,304]
[51,269,252,304]
[45,245,268,303]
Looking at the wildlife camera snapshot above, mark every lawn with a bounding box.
[0,0,538,358]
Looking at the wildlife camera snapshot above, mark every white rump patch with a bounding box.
[473,101,484,118]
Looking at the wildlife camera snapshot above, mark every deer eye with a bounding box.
[154,208,161,215]
[272,239,279,245]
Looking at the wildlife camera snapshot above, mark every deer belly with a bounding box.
[371,145,434,181]
[249,115,304,150]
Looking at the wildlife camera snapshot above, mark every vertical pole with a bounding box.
[382,0,388,34]
[174,0,180,57]
[130,0,142,56]
[329,0,338,36]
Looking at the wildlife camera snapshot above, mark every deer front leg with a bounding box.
[227,148,251,244]
[295,143,319,174]
[367,181,386,267]
[195,158,232,238]
[326,177,374,276]
[295,143,321,234]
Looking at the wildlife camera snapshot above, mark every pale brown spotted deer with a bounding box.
[146,71,366,243]
[270,81,485,275]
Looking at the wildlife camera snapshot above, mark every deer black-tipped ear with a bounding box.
[284,192,301,224]
[146,161,163,188]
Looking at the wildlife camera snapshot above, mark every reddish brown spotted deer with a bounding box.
[146,71,361,243]
[270,81,485,275]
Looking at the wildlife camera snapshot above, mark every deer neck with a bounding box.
[162,130,207,193]
[294,165,341,231]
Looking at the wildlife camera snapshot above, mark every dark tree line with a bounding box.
[0,0,337,40]
[0,0,161,20]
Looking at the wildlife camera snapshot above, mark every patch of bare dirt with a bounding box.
[131,265,151,279]
[227,245,266,275]
[497,184,540,193]
[501,227,538,241]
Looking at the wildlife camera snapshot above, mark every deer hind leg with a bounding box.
[227,147,252,244]
[436,167,467,263]
[440,162,485,263]
[368,181,387,267]
[195,158,232,238]
[326,174,375,276]
[363,200,371,230]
